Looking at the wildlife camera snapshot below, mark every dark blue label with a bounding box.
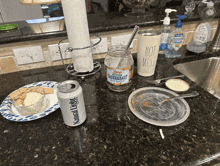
[174,33,183,37]
[69,97,80,125]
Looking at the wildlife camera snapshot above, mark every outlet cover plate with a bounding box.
[111,34,133,48]
[13,45,45,65]
[91,37,107,54]
[48,43,71,61]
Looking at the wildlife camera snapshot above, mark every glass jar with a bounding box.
[185,0,195,13]
[104,45,134,92]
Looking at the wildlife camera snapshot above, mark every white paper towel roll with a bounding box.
[61,0,93,72]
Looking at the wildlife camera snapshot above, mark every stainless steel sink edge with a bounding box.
[173,57,220,99]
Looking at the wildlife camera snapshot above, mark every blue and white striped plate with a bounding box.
[0,81,60,122]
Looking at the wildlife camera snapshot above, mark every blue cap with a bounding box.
[175,15,187,28]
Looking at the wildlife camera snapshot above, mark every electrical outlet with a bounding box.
[13,45,45,65]
[91,37,107,54]
[48,43,71,61]
[111,34,133,48]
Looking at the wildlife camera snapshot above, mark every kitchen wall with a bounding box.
[0,19,218,74]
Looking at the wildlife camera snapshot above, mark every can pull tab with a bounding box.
[70,84,76,89]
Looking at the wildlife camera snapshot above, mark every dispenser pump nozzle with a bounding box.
[165,9,177,17]
[202,0,214,7]
[163,9,177,25]
[175,15,187,28]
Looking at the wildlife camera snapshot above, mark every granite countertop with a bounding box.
[1,4,220,44]
[0,48,220,165]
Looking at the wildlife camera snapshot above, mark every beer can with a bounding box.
[57,80,86,127]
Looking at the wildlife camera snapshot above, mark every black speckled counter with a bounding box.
[0,5,220,44]
[1,49,220,165]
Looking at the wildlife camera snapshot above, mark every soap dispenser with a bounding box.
[166,15,187,58]
[159,9,177,54]
[198,0,216,20]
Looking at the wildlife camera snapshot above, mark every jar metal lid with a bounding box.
[165,79,190,92]
[58,80,79,93]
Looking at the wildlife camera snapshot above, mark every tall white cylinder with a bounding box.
[61,0,93,72]
[137,29,161,77]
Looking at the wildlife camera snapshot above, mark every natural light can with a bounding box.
[57,80,86,127]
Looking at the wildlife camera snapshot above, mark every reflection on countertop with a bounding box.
[0,49,220,165]
[27,17,65,34]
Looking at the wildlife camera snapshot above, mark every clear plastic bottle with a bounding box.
[166,15,187,58]
[104,45,134,92]
[159,9,177,54]
[186,22,211,53]
[198,0,216,20]
[185,0,196,13]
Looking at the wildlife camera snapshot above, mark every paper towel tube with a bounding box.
[61,0,93,72]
